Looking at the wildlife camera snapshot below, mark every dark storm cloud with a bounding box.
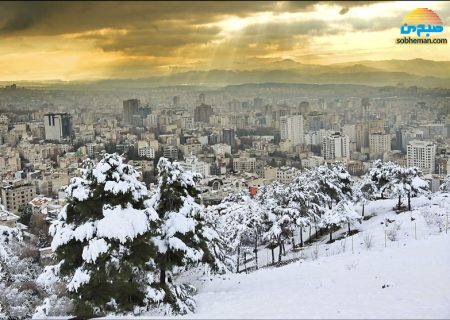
[340,7,350,15]
[0,1,392,61]
[0,1,312,35]
[0,1,385,36]
[89,24,223,56]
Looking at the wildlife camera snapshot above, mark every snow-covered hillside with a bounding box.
[180,195,450,319]
[193,235,449,319]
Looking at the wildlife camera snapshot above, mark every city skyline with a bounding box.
[0,1,449,81]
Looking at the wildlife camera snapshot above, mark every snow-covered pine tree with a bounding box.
[304,163,354,240]
[203,203,236,273]
[440,175,450,193]
[241,191,265,270]
[322,201,361,242]
[210,193,251,273]
[287,172,323,247]
[304,172,330,240]
[307,163,352,209]
[391,166,429,211]
[368,160,399,199]
[219,190,264,271]
[42,153,160,318]
[331,162,353,201]
[256,182,291,264]
[353,173,377,217]
[149,157,216,314]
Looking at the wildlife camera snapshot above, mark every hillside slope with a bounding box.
[189,196,450,319]
[192,234,449,318]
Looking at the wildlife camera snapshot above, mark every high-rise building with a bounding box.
[144,114,158,129]
[397,129,424,152]
[369,119,385,134]
[199,93,206,104]
[355,123,369,152]
[173,96,180,107]
[369,132,391,159]
[123,99,140,125]
[280,115,304,146]
[44,113,72,142]
[181,116,194,130]
[306,112,327,131]
[342,124,356,143]
[194,104,213,123]
[297,101,310,115]
[407,140,436,174]
[222,128,236,147]
[361,97,370,121]
[322,132,350,161]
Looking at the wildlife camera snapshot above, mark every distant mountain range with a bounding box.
[3,59,450,89]
[92,58,450,89]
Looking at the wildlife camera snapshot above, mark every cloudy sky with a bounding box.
[0,1,449,81]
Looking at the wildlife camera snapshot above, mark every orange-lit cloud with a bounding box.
[0,1,448,81]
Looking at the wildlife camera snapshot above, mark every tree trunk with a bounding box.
[299,227,303,248]
[408,192,411,211]
[237,245,240,273]
[278,240,282,263]
[398,195,402,210]
[254,234,258,270]
[329,228,333,242]
[271,246,275,264]
[160,267,166,286]
[309,226,311,242]
[292,237,296,251]
[348,223,351,234]
[282,241,286,256]
[243,252,247,273]
[362,203,365,217]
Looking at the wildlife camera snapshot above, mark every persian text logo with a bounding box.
[396,8,447,44]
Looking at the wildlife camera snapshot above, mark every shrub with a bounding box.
[363,232,374,249]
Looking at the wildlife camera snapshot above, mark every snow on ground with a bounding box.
[236,195,448,269]
[184,195,450,319]
[191,234,449,319]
